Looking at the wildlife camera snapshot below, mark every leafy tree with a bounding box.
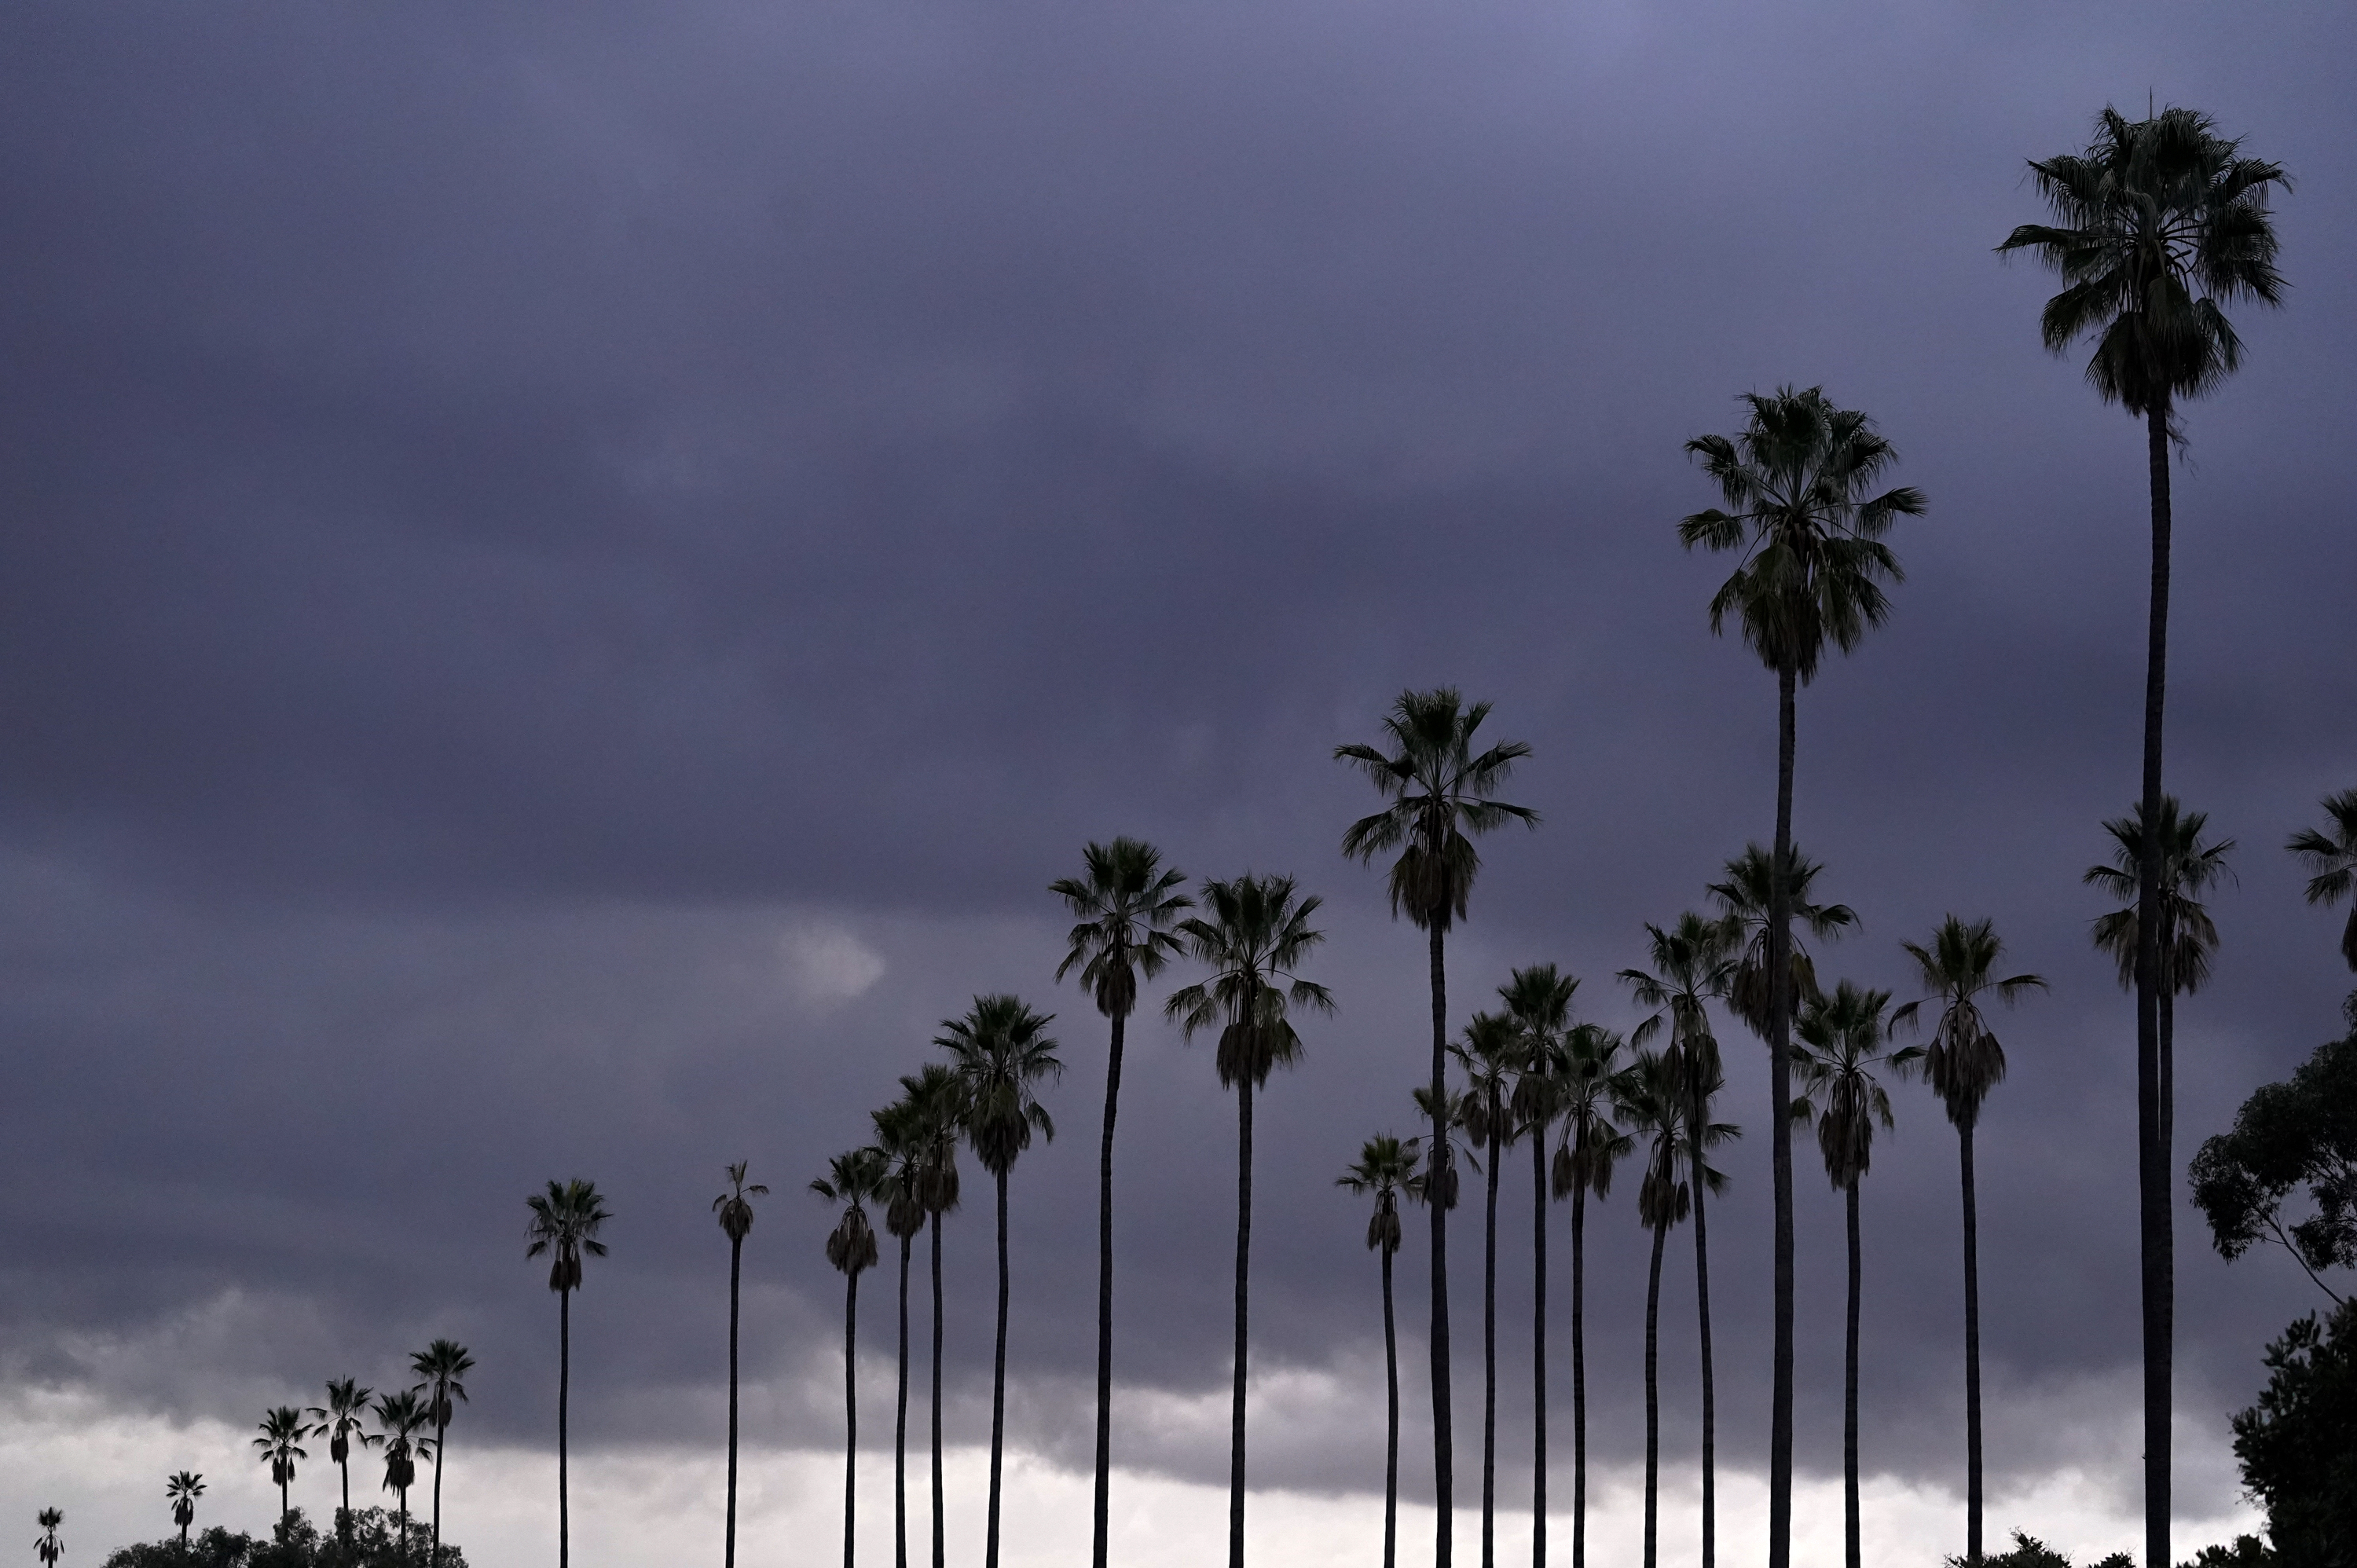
[255,1406,309,1527]
[2179,1540,2275,1568]
[1337,687,1538,1567]
[710,1163,766,1568]
[2191,1019,2357,1305]
[1549,1021,1631,1568]
[1679,384,1920,1567]
[898,1061,966,1568]
[369,1389,432,1560]
[1168,874,1332,1568]
[938,995,1061,1568]
[306,1383,370,1548]
[1943,1533,2132,1568]
[2000,105,2289,1567]
[167,1471,207,1550]
[36,1508,61,1568]
[103,1525,255,1568]
[812,1145,886,1568]
[1339,1133,1420,1568]
[2232,1299,2357,1566]
[1500,963,1578,1568]
[870,1100,926,1568]
[1893,915,2047,1563]
[524,1177,610,1568]
[104,1507,469,1568]
[1706,844,1857,1035]
[2288,789,2357,973]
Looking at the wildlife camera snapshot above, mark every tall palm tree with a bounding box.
[372,1388,433,1562]
[411,1340,473,1568]
[2000,108,2287,1567]
[1051,837,1192,1568]
[1452,1009,1523,1568]
[307,1379,372,1547]
[1615,1050,1688,1568]
[1707,844,1858,1036]
[813,1145,887,1568]
[1337,687,1538,1566]
[1892,915,2046,1564]
[871,1099,927,1568]
[1500,964,1579,1568]
[254,1405,307,1528]
[35,1508,60,1568]
[937,995,1061,1568]
[1619,911,1738,1568]
[2289,789,2357,972]
[1168,874,1334,1568]
[166,1471,204,1549]
[1678,385,1921,1566]
[1793,981,1919,1568]
[900,1061,966,1568]
[525,1177,611,1568]
[712,1162,768,1568]
[1339,1133,1420,1568]
[1550,1023,1630,1568]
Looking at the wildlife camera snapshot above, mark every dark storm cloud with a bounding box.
[2,0,2353,1516]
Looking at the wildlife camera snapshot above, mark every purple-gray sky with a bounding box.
[2,0,2352,1559]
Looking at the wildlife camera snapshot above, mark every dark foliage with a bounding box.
[1947,1533,2132,1568]
[2232,1300,2357,1567]
[2182,1540,2276,1568]
[103,1509,466,1568]
[2191,1006,2357,1289]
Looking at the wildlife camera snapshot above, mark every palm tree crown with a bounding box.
[1340,1134,1420,1254]
[526,1179,613,1291]
[166,1471,205,1541]
[716,1161,769,1246]
[1892,916,2049,1131]
[2287,789,2357,972]
[412,1340,474,1434]
[35,1508,61,1568]
[1792,983,1917,1189]
[938,997,1061,1174]
[255,1405,307,1515]
[2084,797,2235,995]
[1054,837,1193,1021]
[1165,875,1336,1087]
[812,1147,889,1278]
[1706,848,1857,1034]
[1336,689,1538,932]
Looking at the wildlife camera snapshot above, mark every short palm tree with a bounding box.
[411,1339,473,1568]
[166,1471,204,1549]
[1550,1023,1630,1568]
[525,1177,611,1568]
[372,1388,433,1560]
[307,1379,372,1545]
[1339,1133,1420,1568]
[1793,981,1919,1568]
[937,995,1061,1568]
[1452,1009,1524,1568]
[1337,688,1538,1567]
[899,1061,966,1568]
[1168,873,1333,1568]
[713,1162,768,1568]
[2287,789,2357,973]
[1620,911,1738,1568]
[254,1405,307,1527]
[35,1508,60,1568]
[1615,1050,1689,1568]
[1707,844,1858,1036]
[1500,963,1579,1568]
[1679,384,1921,1566]
[1892,915,2046,1564]
[813,1145,887,1568]
[1051,837,1191,1568]
[871,1101,926,1568]
[2000,107,2287,1568]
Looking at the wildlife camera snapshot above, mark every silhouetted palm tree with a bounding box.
[308,1379,371,1547]
[255,1406,307,1527]
[814,1146,887,1568]
[372,1388,433,1561]
[1338,688,1538,1567]
[1339,1133,1420,1568]
[713,1162,768,1568]
[1616,1050,1688,1568]
[1500,963,1578,1568]
[525,1177,611,1568]
[411,1340,473,1568]
[35,1508,60,1568]
[938,995,1061,1568]
[1794,981,1918,1568]
[900,1061,966,1568]
[1679,386,1921,1566]
[1550,1022,1629,1568]
[2289,789,2357,973]
[1893,915,2045,1564]
[1453,1009,1523,1568]
[166,1471,204,1549]
[1707,844,1858,1035]
[871,1099,927,1568]
[1052,837,1191,1568]
[2000,108,2287,1566]
[1168,874,1333,1568]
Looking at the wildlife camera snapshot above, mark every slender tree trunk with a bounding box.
[930,1212,947,1568]
[1693,1160,1717,1568]
[1767,662,1798,1568]
[1095,1011,1127,1568]
[1383,1239,1400,1568]
[2136,395,2173,1568]
[845,1269,862,1568]
[1961,1123,1984,1563]
[1531,1133,1549,1568]
[1429,923,1455,1568]
[1571,1187,1587,1568]
[1642,1220,1667,1568]
[1844,1180,1862,1568]
[1230,1073,1255,1568]
[1482,1083,1501,1568]
[280,1474,289,1527]
[987,1171,1010,1568]
[727,1233,743,1568]
[559,1286,571,1568]
[339,1456,350,1549]
[432,1408,448,1568]
[896,1232,912,1568]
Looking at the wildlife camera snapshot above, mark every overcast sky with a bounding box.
[2,1,2352,1563]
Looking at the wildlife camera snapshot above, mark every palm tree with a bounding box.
[1707,844,1858,1035]
[813,1146,888,1568]
[254,1405,307,1528]
[1500,964,1578,1568]
[1792,981,1919,1568]
[372,1388,433,1562]
[1339,1133,1420,1568]
[900,1061,966,1568]
[1619,911,1738,1568]
[1168,874,1334,1568]
[1452,1009,1523,1568]
[712,1162,768,1568]
[34,1508,60,1568]
[307,1379,372,1547]
[1051,837,1191,1568]
[937,995,1061,1568]
[1615,1050,1689,1568]
[166,1471,204,1550]
[2289,789,2357,972]
[871,1099,927,1568]
[1892,915,2046,1564]
[525,1177,611,1568]
[410,1340,473,1568]
[1678,385,1922,1566]
[1549,1023,1630,1568]
[1337,687,1538,1567]
[1999,108,2288,1567]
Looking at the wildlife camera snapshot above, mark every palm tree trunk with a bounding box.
[558,1286,571,1568]
[930,1212,947,1568]
[1094,1010,1127,1568]
[432,1409,448,1568]
[1571,1186,1587,1568]
[1230,1072,1255,1568]
[339,1456,350,1548]
[2136,394,2173,1568]
[1429,922,1455,1568]
[1767,661,1798,1568]
[1531,1133,1548,1568]
[896,1231,912,1568]
[727,1232,743,1568]
[1642,1220,1667,1568]
[986,1168,1010,1568]
[1961,1123,1984,1563]
[1383,1238,1399,1568]
[845,1269,862,1568]
[1844,1180,1862,1568]
[1482,1083,1501,1568]
[1693,1159,1716,1568]
[280,1473,289,1527]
